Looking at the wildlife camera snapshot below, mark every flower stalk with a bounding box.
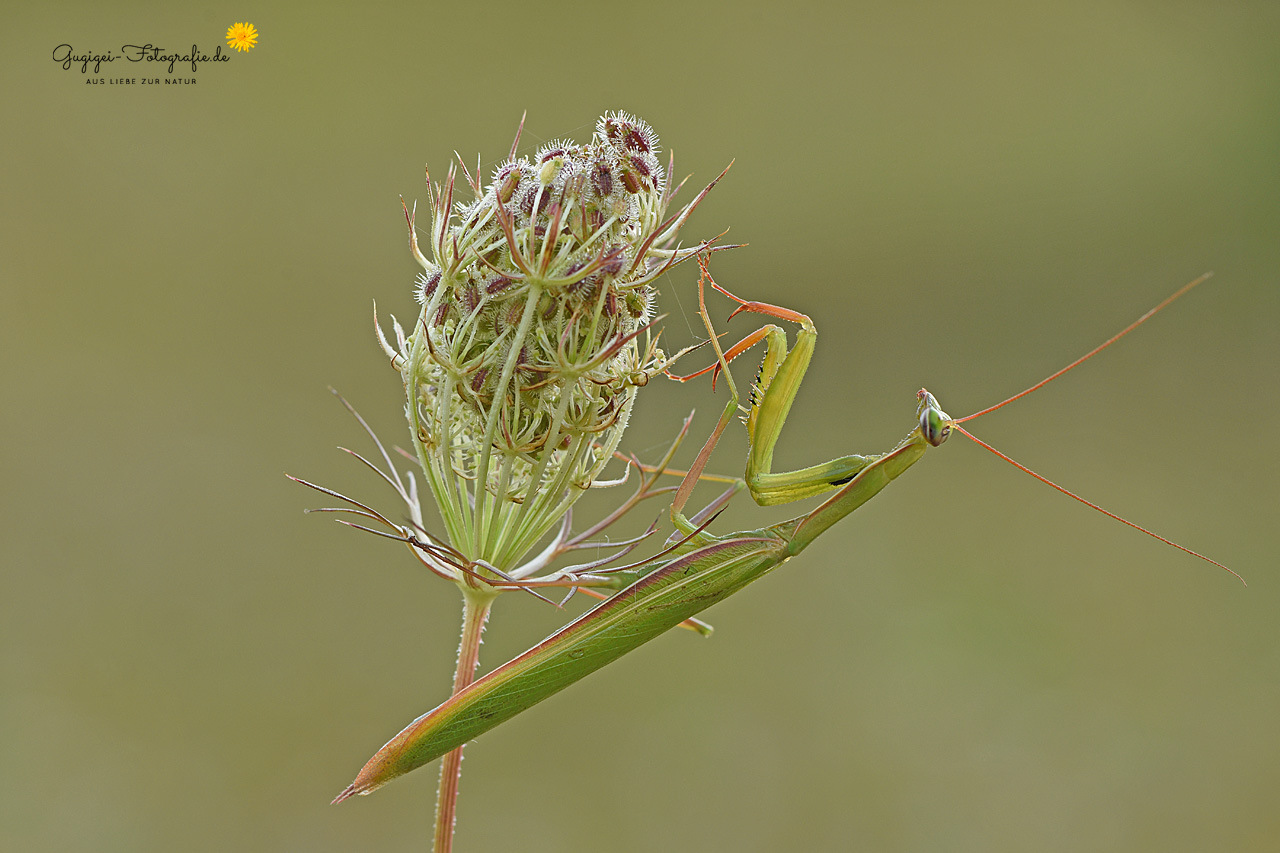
[433,586,495,853]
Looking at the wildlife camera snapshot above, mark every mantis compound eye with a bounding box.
[917,390,952,447]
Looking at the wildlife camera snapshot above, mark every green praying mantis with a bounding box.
[331,260,1238,803]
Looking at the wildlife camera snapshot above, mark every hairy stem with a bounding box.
[433,587,496,852]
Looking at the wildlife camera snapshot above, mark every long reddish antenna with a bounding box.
[955,272,1212,424]
[942,273,1239,582]
[951,424,1243,584]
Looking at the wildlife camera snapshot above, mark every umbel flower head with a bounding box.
[378,111,727,572]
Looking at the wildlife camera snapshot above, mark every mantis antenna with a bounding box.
[948,272,1243,584]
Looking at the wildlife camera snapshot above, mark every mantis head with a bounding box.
[917,389,952,447]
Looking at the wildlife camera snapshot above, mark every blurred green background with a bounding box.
[4,1,1278,850]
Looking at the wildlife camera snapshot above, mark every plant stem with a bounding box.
[433,587,496,852]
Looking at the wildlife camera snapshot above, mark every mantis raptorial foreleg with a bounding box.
[670,258,885,509]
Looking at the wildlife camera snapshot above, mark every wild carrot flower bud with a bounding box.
[378,111,725,571]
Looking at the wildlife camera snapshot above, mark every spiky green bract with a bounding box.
[379,112,724,572]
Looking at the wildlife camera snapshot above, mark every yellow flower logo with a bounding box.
[226,22,258,52]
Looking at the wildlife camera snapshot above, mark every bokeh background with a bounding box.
[4,2,1278,850]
